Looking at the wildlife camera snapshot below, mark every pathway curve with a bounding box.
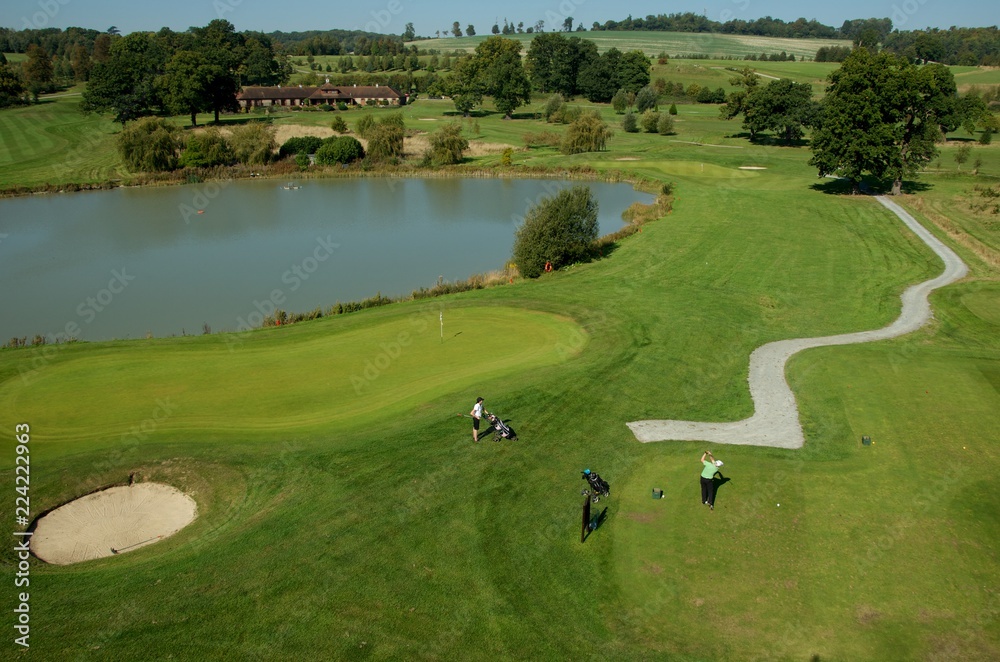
[626,196,968,449]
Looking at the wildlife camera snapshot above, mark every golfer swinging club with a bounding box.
[471,397,484,442]
[700,450,720,510]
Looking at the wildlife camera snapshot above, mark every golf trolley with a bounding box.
[485,411,517,442]
[581,470,610,503]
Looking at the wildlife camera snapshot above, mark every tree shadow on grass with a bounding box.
[810,177,933,196]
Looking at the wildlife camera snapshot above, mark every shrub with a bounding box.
[657,112,675,135]
[622,111,638,133]
[426,122,468,165]
[511,185,599,278]
[229,122,276,165]
[319,103,334,111]
[279,136,324,158]
[117,117,181,172]
[561,111,612,154]
[611,88,629,114]
[366,123,404,161]
[315,136,365,165]
[669,103,678,115]
[980,128,993,145]
[500,147,513,166]
[295,152,311,170]
[355,114,377,139]
[543,94,565,122]
[179,127,233,168]
[552,105,581,125]
[523,131,561,148]
[641,110,660,133]
[330,115,348,133]
[337,102,348,111]
[635,85,658,112]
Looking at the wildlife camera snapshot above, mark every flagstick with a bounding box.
[440,311,443,343]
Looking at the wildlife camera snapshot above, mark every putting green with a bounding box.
[0,305,584,442]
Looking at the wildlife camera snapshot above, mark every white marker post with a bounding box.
[440,311,443,343]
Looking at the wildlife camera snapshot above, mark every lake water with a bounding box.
[0,178,652,342]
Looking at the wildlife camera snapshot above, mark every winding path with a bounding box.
[626,196,968,449]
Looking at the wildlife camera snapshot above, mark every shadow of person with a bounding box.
[583,507,609,541]
[712,473,732,506]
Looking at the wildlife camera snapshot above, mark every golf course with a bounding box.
[2,45,1000,659]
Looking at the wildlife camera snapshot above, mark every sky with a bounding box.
[2,0,995,35]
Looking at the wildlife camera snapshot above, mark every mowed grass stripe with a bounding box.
[0,112,31,164]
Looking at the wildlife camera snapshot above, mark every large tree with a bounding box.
[809,48,958,194]
[22,44,54,100]
[526,33,598,97]
[511,186,599,277]
[82,32,169,124]
[449,37,531,119]
[161,50,211,126]
[729,77,817,143]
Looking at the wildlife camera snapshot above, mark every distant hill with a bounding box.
[411,31,852,60]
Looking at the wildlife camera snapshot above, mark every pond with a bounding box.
[0,177,652,342]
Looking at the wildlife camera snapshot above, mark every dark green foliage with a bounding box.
[543,94,565,121]
[331,115,348,133]
[810,48,957,194]
[0,65,26,108]
[337,101,349,111]
[981,128,994,145]
[365,114,405,161]
[668,103,677,115]
[525,33,598,97]
[641,110,660,133]
[743,78,816,142]
[577,47,650,102]
[511,185,599,277]
[229,122,276,165]
[117,117,180,172]
[180,127,233,167]
[294,152,311,170]
[622,111,638,133]
[315,136,365,165]
[426,122,469,165]
[449,37,531,118]
[279,136,323,157]
[635,85,658,112]
[696,87,726,104]
[561,111,613,154]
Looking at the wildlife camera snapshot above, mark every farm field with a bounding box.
[412,30,853,60]
[1,54,1000,659]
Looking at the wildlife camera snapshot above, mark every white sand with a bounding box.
[31,483,197,565]
[627,196,968,448]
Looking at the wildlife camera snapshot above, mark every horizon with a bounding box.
[1,0,995,38]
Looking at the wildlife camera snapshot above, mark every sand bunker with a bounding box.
[739,166,768,170]
[31,483,197,565]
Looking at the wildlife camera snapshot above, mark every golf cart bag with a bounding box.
[486,411,517,441]
[581,470,610,503]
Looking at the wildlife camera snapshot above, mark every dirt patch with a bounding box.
[31,483,197,565]
[855,605,881,625]
[644,563,664,575]
[626,512,658,523]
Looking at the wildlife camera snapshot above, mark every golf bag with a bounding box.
[582,471,610,503]
[486,411,517,441]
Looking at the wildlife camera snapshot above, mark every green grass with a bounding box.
[412,31,853,60]
[4,93,1000,659]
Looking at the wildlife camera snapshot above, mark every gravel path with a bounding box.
[627,196,968,449]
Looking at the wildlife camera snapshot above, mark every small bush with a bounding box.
[315,136,365,165]
[337,102,348,111]
[279,136,324,157]
[366,123,404,161]
[657,112,675,135]
[543,94,565,122]
[355,114,377,139]
[179,127,233,168]
[622,111,638,133]
[635,85,658,112]
[980,128,993,145]
[426,122,469,165]
[117,117,181,172]
[331,116,348,133]
[641,110,660,133]
[295,152,311,170]
[511,185,599,278]
[500,147,513,166]
[229,122,277,165]
[669,103,678,115]
[611,88,629,114]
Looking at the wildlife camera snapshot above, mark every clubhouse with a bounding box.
[237,80,404,110]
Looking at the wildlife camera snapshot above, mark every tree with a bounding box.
[954,144,971,170]
[641,110,660,133]
[452,22,463,38]
[635,85,658,112]
[426,122,469,165]
[511,186,599,277]
[117,117,180,171]
[71,44,91,81]
[315,136,364,164]
[331,115,348,133]
[668,103,678,115]
[23,44,54,100]
[0,65,26,108]
[355,113,377,138]
[466,25,476,37]
[616,50,651,93]
[740,78,817,143]
[403,22,416,41]
[563,17,574,32]
[543,94,565,121]
[366,113,405,161]
[611,88,629,114]
[657,112,675,135]
[161,50,211,127]
[492,23,500,35]
[810,48,958,194]
[82,32,169,125]
[450,37,531,119]
[622,111,638,133]
[229,122,276,165]
[561,110,612,154]
[179,127,233,167]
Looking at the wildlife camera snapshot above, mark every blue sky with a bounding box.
[3,0,994,35]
